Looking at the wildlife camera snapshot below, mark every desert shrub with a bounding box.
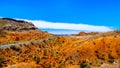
[96,54,105,60]
[101,62,103,64]
[79,62,90,68]
[15,37,19,41]
[93,42,95,45]
[12,56,18,60]
[10,45,21,51]
[108,54,114,63]
[95,50,98,53]
[89,62,92,65]
[0,58,4,67]
[44,50,47,56]
[7,65,15,68]
[30,42,34,45]
[33,56,40,64]
[108,58,114,63]
[0,30,6,37]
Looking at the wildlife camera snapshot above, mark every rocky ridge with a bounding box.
[0,18,38,31]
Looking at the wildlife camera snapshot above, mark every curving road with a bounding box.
[0,36,90,49]
[0,36,54,49]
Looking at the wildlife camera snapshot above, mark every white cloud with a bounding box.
[24,20,112,32]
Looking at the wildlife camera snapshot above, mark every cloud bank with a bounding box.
[24,20,112,32]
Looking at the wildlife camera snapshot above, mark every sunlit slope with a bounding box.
[0,18,53,45]
[0,35,120,68]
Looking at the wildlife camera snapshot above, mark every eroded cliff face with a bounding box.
[0,18,38,31]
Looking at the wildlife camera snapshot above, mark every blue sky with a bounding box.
[0,0,120,34]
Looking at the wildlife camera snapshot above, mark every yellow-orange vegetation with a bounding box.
[0,36,120,68]
[0,30,53,45]
[78,37,120,61]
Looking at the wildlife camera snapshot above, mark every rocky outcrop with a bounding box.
[0,18,38,31]
[74,32,100,36]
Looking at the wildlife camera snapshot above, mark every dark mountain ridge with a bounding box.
[0,18,38,31]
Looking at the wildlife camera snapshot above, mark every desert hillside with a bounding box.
[73,32,100,36]
[0,18,53,45]
[0,18,120,68]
